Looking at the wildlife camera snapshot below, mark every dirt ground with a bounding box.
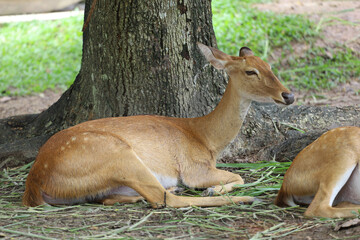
[0,0,360,239]
[0,90,61,119]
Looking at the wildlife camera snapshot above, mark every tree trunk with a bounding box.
[29,0,226,136]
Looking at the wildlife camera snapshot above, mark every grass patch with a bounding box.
[212,0,318,58]
[0,161,345,239]
[0,14,83,96]
[274,45,360,90]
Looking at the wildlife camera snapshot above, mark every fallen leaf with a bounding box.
[0,96,11,103]
[334,218,360,231]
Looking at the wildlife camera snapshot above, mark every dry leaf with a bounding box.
[334,218,360,231]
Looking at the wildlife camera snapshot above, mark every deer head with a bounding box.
[198,43,294,105]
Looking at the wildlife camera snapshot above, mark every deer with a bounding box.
[23,42,294,208]
[275,126,360,218]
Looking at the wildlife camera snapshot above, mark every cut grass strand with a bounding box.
[0,227,57,240]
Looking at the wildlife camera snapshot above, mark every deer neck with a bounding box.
[191,78,251,155]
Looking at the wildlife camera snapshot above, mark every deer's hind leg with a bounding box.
[305,163,360,218]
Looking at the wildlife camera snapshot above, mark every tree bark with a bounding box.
[29,0,226,136]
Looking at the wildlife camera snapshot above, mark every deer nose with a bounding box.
[282,92,295,105]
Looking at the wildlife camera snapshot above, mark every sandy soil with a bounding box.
[0,90,61,119]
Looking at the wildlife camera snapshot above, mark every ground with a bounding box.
[1,0,360,239]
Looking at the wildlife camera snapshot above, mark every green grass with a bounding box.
[0,14,83,96]
[212,0,317,58]
[274,46,360,89]
[0,161,345,239]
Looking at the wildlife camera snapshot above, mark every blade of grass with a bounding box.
[0,227,57,240]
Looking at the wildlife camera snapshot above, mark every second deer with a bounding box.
[275,126,360,218]
[23,43,294,208]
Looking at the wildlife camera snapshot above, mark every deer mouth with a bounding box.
[274,99,286,105]
[273,92,295,105]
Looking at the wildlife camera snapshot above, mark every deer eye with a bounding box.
[245,70,257,76]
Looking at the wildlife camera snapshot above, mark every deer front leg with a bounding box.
[101,195,144,205]
[203,170,245,196]
[181,166,245,196]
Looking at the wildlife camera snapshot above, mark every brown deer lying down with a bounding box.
[23,43,294,208]
[275,126,360,218]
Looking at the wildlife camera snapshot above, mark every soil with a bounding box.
[1,1,360,239]
[0,90,61,119]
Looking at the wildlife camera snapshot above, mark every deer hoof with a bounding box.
[169,186,185,194]
[201,187,215,197]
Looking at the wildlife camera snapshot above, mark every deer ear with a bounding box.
[197,42,229,70]
[239,47,254,57]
